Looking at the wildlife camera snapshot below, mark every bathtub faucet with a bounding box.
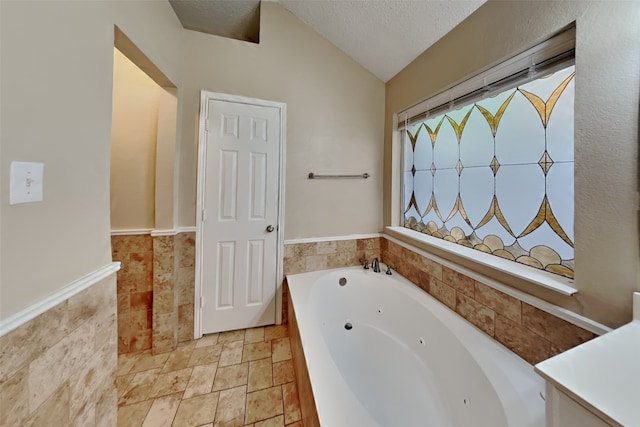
[372,257,381,273]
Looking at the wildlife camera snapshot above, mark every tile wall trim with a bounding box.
[284,233,381,245]
[383,233,612,336]
[0,261,121,337]
[177,226,197,233]
[111,228,153,236]
[150,229,178,237]
[111,227,196,237]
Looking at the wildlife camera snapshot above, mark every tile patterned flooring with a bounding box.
[116,325,304,427]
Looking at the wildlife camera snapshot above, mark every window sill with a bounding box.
[385,226,577,296]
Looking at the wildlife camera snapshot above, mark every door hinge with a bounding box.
[200,296,204,308]
[205,119,210,132]
[201,208,207,222]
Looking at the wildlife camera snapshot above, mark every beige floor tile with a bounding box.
[271,338,292,363]
[119,369,161,406]
[196,333,220,348]
[254,415,284,427]
[161,345,195,373]
[117,352,141,376]
[172,392,219,427]
[282,382,301,424]
[116,373,136,398]
[264,325,288,341]
[271,360,295,386]
[244,327,265,343]
[242,342,271,363]
[219,341,244,367]
[212,363,249,392]
[183,363,218,399]
[117,400,152,427]
[188,344,223,367]
[130,352,170,374]
[245,386,283,424]
[247,359,273,392]
[215,385,246,426]
[177,340,197,349]
[118,328,296,427]
[219,329,246,344]
[141,392,182,427]
[151,367,192,398]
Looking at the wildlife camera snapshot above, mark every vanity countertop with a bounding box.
[535,292,640,427]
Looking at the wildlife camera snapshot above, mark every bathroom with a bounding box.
[1,1,638,426]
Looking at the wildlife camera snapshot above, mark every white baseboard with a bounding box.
[0,262,121,337]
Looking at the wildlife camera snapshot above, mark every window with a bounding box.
[400,28,575,279]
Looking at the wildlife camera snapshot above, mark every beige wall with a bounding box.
[384,1,640,327]
[177,1,385,239]
[0,0,183,320]
[155,87,179,231]
[111,49,161,230]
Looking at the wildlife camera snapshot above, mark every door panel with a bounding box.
[201,99,280,334]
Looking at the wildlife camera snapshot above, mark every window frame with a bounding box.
[392,26,577,296]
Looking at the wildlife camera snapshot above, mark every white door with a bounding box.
[199,97,282,334]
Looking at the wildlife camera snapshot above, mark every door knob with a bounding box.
[266,225,275,233]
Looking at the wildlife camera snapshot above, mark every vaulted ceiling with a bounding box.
[169,0,486,82]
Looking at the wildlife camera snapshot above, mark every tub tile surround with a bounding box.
[381,238,597,364]
[116,325,303,426]
[0,274,118,426]
[282,236,381,326]
[283,237,380,276]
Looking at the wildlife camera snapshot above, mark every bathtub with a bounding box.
[286,265,545,427]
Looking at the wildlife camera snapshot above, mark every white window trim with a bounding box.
[386,226,577,296]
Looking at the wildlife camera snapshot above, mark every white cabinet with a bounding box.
[545,384,617,427]
[536,293,640,427]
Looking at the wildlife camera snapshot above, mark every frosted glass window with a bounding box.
[403,65,575,279]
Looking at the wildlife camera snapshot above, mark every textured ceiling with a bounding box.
[169,0,486,82]
[276,0,486,82]
[169,0,261,43]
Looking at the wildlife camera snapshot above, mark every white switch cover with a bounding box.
[10,161,44,205]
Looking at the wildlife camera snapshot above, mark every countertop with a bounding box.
[534,292,640,427]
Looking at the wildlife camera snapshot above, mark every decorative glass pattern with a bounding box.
[403,66,575,279]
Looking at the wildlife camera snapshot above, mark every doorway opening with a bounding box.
[110,27,178,354]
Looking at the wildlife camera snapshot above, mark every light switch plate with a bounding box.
[10,161,44,205]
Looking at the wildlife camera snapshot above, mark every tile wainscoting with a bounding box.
[112,234,154,354]
[380,238,597,364]
[114,231,594,365]
[112,232,196,355]
[0,273,118,426]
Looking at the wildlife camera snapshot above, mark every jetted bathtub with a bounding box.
[287,265,545,427]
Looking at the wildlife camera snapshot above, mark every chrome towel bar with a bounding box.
[308,172,370,179]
